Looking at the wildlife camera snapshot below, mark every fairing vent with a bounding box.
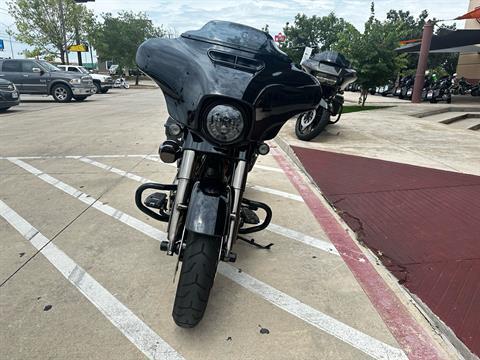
[208,50,264,73]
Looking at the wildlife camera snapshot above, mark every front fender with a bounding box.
[185,181,229,237]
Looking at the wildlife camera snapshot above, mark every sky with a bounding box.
[0,0,470,61]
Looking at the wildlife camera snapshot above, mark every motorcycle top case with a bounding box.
[136,20,322,141]
[301,51,355,87]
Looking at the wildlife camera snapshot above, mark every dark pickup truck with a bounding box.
[0,59,95,102]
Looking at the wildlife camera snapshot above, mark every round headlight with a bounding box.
[205,105,244,143]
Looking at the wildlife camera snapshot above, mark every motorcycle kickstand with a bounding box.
[237,235,274,250]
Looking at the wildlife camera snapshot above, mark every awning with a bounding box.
[455,7,480,20]
[395,29,480,54]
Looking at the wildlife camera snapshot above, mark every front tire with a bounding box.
[94,82,102,94]
[295,108,331,141]
[172,232,221,328]
[52,84,72,103]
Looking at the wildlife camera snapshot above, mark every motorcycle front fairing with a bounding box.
[136,20,321,145]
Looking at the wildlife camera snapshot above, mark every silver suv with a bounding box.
[0,59,95,102]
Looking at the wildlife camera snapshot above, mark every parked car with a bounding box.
[0,59,95,102]
[0,78,20,111]
[57,65,113,94]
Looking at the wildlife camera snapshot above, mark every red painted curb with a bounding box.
[271,146,444,360]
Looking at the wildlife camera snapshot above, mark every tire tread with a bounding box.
[172,233,220,328]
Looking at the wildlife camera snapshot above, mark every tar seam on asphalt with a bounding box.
[0,154,153,288]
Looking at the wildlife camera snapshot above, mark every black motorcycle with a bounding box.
[470,81,480,97]
[426,76,452,103]
[134,21,321,328]
[294,51,356,141]
[399,76,414,100]
[378,81,394,97]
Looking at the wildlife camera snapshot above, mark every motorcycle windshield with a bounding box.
[182,20,280,54]
[137,21,321,140]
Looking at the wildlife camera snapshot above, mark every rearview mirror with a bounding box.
[32,67,43,74]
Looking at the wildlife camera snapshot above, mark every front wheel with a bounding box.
[172,232,221,328]
[52,84,72,103]
[295,108,330,141]
[93,82,102,94]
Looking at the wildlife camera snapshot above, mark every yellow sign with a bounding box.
[68,44,88,52]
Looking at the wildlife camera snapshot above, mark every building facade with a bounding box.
[457,0,480,82]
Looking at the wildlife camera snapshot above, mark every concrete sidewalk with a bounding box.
[276,103,480,359]
[280,95,480,175]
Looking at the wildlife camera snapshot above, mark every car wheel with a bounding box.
[100,88,109,94]
[73,96,88,102]
[52,84,72,103]
[94,82,102,94]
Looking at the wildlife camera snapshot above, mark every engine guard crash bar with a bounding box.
[239,198,272,234]
[136,183,272,233]
[135,182,177,222]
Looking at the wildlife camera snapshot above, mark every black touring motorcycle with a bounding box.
[295,51,356,141]
[135,21,321,327]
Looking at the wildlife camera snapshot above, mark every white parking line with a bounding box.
[8,158,406,359]
[0,154,153,160]
[253,164,283,173]
[7,158,167,242]
[218,264,406,360]
[267,223,339,256]
[78,157,152,184]
[247,184,304,202]
[0,154,283,173]
[79,156,302,202]
[0,200,183,360]
[77,157,332,254]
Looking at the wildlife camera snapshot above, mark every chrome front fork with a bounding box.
[225,160,247,259]
[167,149,195,255]
[166,151,247,260]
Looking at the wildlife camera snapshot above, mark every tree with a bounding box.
[335,3,408,105]
[384,10,458,76]
[91,11,164,73]
[280,13,352,64]
[8,0,95,64]
[23,48,56,61]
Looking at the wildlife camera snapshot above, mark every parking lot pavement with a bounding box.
[0,90,450,359]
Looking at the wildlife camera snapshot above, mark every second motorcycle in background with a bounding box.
[295,47,357,141]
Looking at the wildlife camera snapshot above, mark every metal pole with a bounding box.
[74,24,82,65]
[412,20,434,103]
[8,33,14,58]
[59,0,69,64]
[89,44,94,69]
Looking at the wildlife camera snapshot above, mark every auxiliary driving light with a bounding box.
[159,140,181,163]
[258,143,270,155]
